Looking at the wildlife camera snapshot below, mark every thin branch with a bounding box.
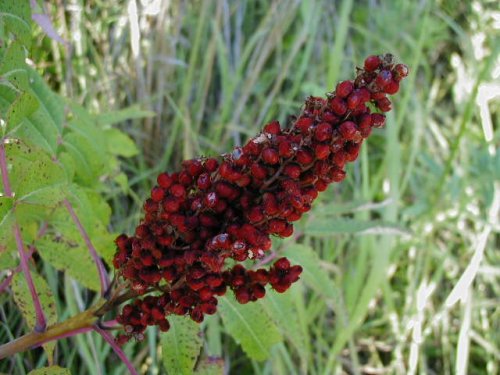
[63,198,110,296]
[94,325,138,375]
[1,142,47,332]
[13,224,47,331]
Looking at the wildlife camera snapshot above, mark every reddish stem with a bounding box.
[94,325,138,375]
[63,198,110,296]
[1,142,47,332]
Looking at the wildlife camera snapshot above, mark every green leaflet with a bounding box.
[94,104,155,126]
[0,41,30,91]
[11,271,58,362]
[37,234,100,292]
[0,0,32,48]
[7,91,39,128]
[3,141,67,205]
[27,366,71,375]
[305,217,411,236]
[283,243,338,301]
[218,294,282,361]
[194,358,224,375]
[260,287,309,361]
[161,315,202,375]
[104,128,139,157]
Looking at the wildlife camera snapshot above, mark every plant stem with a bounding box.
[63,198,110,296]
[1,141,47,332]
[94,325,138,375]
[0,303,103,359]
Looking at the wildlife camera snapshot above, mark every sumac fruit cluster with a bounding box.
[112,54,408,343]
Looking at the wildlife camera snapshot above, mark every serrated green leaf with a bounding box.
[0,196,13,220]
[283,243,338,300]
[37,233,100,291]
[11,271,58,362]
[305,217,411,236]
[4,141,67,205]
[64,186,115,265]
[0,196,15,268]
[218,294,282,361]
[27,366,71,375]
[0,42,29,90]
[260,288,308,358]
[62,132,105,186]
[104,128,139,157]
[0,0,32,48]
[194,357,224,375]
[7,91,39,128]
[94,104,155,126]
[161,315,202,375]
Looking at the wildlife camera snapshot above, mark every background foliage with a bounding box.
[1,0,499,374]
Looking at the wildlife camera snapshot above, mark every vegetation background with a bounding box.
[1,0,498,374]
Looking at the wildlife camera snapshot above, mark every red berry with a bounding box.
[376,97,392,112]
[262,193,279,215]
[371,113,386,128]
[268,219,286,234]
[263,120,281,135]
[278,140,294,158]
[205,158,219,172]
[384,80,399,95]
[314,122,333,142]
[330,97,347,116]
[393,63,409,81]
[375,70,393,90]
[157,173,173,189]
[336,80,354,98]
[338,121,360,141]
[295,117,314,134]
[170,184,186,198]
[247,206,265,223]
[204,192,219,208]
[314,144,330,160]
[347,91,363,110]
[151,187,165,202]
[250,163,268,179]
[296,148,314,165]
[197,173,212,190]
[364,55,382,72]
[262,147,279,165]
[284,164,301,179]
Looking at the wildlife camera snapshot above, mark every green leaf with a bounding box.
[37,233,100,291]
[0,41,29,90]
[62,132,106,186]
[7,91,39,128]
[260,288,308,358]
[305,217,411,236]
[218,295,282,361]
[194,358,224,375]
[11,271,58,361]
[65,187,115,265]
[94,104,155,126]
[4,141,67,205]
[0,0,32,48]
[104,128,139,157]
[27,366,71,375]
[283,243,338,300]
[161,315,202,375]
[0,196,15,268]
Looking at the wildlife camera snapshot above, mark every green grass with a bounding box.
[2,0,499,374]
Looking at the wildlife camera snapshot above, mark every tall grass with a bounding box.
[5,0,498,373]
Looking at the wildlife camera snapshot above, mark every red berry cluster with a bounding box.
[112,54,408,343]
